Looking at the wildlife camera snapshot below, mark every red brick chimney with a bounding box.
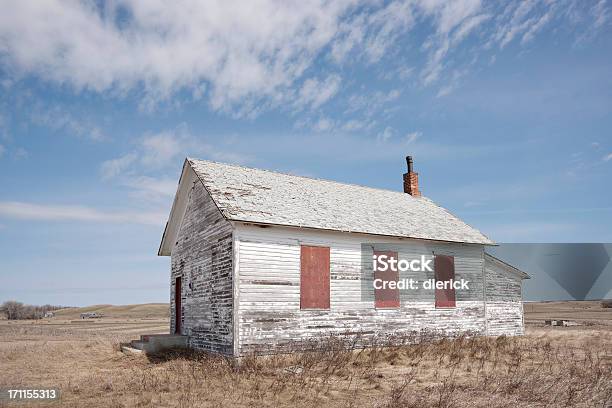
[403,156,420,197]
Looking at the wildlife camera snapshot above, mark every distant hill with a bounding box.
[53,303,169,319]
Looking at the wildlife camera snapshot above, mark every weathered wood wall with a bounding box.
[485,259,525,336]
[168,200,525,356]
[234,224,502,356]
[170,178,234,354]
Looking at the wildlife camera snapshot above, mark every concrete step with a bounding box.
[140,334,184,342]
[121,345,143,354]
[128,334,188,354]
[131,340,146,350]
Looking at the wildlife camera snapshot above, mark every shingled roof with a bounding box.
[184,158,494,245]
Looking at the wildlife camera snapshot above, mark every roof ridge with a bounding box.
[187,157,426,199]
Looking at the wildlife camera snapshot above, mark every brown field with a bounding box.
[524,300,612,325]
[1,302,611,408]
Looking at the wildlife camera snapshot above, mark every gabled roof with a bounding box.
[159,159,494,255]
[484,253,531,279]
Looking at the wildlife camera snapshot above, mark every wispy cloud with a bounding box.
[0,1,353,115]
[345,89,401,118]
[405,131,422,144]
[604,153,612,162]
[121,176,178,201]
[30,104,107,141]
[330,1,415,64]
[0,201,164,226]
[312,117,335,132]
[1,1,605,115]
[101,124,250,177]
[376,126,395,143]
[296,75,341,110]
[100,153,138,180]
[99,124,251,202]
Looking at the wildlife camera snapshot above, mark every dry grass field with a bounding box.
[1,302,611,408]
[524,300,612,325]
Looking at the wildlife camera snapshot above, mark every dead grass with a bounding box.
[52,303,169,319]
[524,300,612,325]
[0,321,611,408]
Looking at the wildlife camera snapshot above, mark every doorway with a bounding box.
[174,276,182,334]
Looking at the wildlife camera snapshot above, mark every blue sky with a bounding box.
[0,0,611,306]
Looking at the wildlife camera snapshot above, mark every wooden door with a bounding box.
[174,276,182,334]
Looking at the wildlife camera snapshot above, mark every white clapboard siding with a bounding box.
[234,223,497,355]
[170,179,234,355]
[485,259,525,336]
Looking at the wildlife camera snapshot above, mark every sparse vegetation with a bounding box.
[0,318,610,408]
[0,300,66,320]
[602,299,612,309]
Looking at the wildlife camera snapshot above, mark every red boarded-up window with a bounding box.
[435,255,456,308]
[374,250,400,308]
[300,245,330,309]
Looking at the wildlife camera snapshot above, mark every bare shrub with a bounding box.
[0,300,66,320]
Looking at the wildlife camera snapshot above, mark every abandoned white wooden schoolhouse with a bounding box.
[158,157,529,356]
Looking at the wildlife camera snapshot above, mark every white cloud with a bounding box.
[604,153,612,162]
[140,131,188,168]
[0,1,353,115]
[330,1,415,64]
[592,0,610,29]
[341,119,375,132]
[30,104,106,141]
[121,176,178,200]
[363,1,415,63]
[296,75,341,110]
[101,124,248,178]
[435,68,469,97]
[99,124,250,203]
[376,126,394,143]
[313,117,335,132]
[397,66,414,80]
[496,1,538,48]
[0,201,164,226]
[436,84,453,98]
[100,153,138,180]
[521,11,552,45]
[0,0,607,115]
[405,131,422,144]
[346,89,401,117]
[419,0,485,85]
[452,13,491,44]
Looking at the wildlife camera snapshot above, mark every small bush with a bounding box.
[0,300,65,320]
[601,299,612,308]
